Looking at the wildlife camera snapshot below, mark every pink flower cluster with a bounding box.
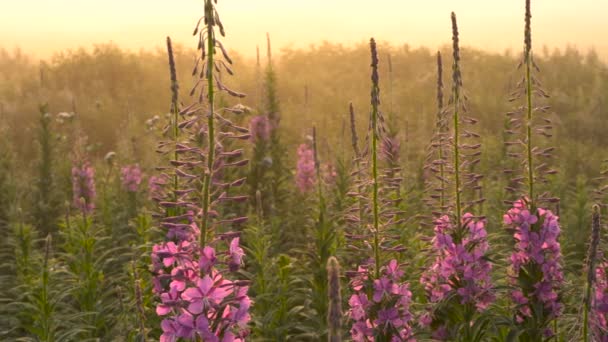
[504,200,563,326]
[121,164,143,192]
[348,260,415,341]
[152,220,250,342]
[72,161,96,215]
[421,214,494,308]
[593,263,608,340]
[419,214,494,338]
[249,115,271,143]
[295,143,316,193]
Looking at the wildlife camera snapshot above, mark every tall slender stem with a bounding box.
[524,0,534,207]
[200,0,215,250]
[451,13,462,226]
[313,126,321,198]
[437,52,446,210]
[370,39,381,279]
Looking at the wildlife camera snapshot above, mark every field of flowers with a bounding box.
[1,0,608,341]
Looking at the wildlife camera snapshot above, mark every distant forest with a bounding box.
[0,43,607,224]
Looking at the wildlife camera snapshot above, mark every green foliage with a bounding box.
[243,221,305,340]
[33,105,62,235]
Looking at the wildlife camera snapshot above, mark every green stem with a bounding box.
[452,60,462,226]
[172,107,179,203]
[525,47,534,207]
[439,140,445,210]
[583,305,589,342]
[371,67,380,280]
[200,0,215,252]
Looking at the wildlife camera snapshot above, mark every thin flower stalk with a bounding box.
[151,1,251,340]
[421,51,449,226]
[503,0,557,206]
[121,164,143,192]
[296,142,316,193]
[345,38,414,342]
[72,161,96,215]
[502,2,563,338]
[419,14,492,340]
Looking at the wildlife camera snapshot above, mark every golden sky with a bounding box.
[2,0,607,60]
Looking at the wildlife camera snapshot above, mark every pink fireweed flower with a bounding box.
[421,214,494,309]
[157,287,181,316]
[160,317,181,342]
[419,213,494,339]
[169,266,198,292]
[152,10,251,340]
[228,237,244,272]
[72,161,96,214]
[154,241,193,268]
[226,295,252,329]
[121,164,143,192]
[151,240,252,340]
[249,115,271,142]
[181,274,232,315]
[295,143,316,193]
[504,199,564,332]
[348,260,415,341]
[373,276,398,302]
[349,293,370,321]
[199,246,217,273]
[386,259,404,280]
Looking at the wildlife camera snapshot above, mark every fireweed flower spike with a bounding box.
[72,161,96,215]
[504,0,556,206]
[502,1,563,338]
[504,199,563,337]
[345,38,414,342]
[249,115,271,143]
[419,215,494,338]
[150,1,251,340]
[419,13,493,340]
[296,142,316,193]
[121,164,143,192]
[421,51,449,226]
